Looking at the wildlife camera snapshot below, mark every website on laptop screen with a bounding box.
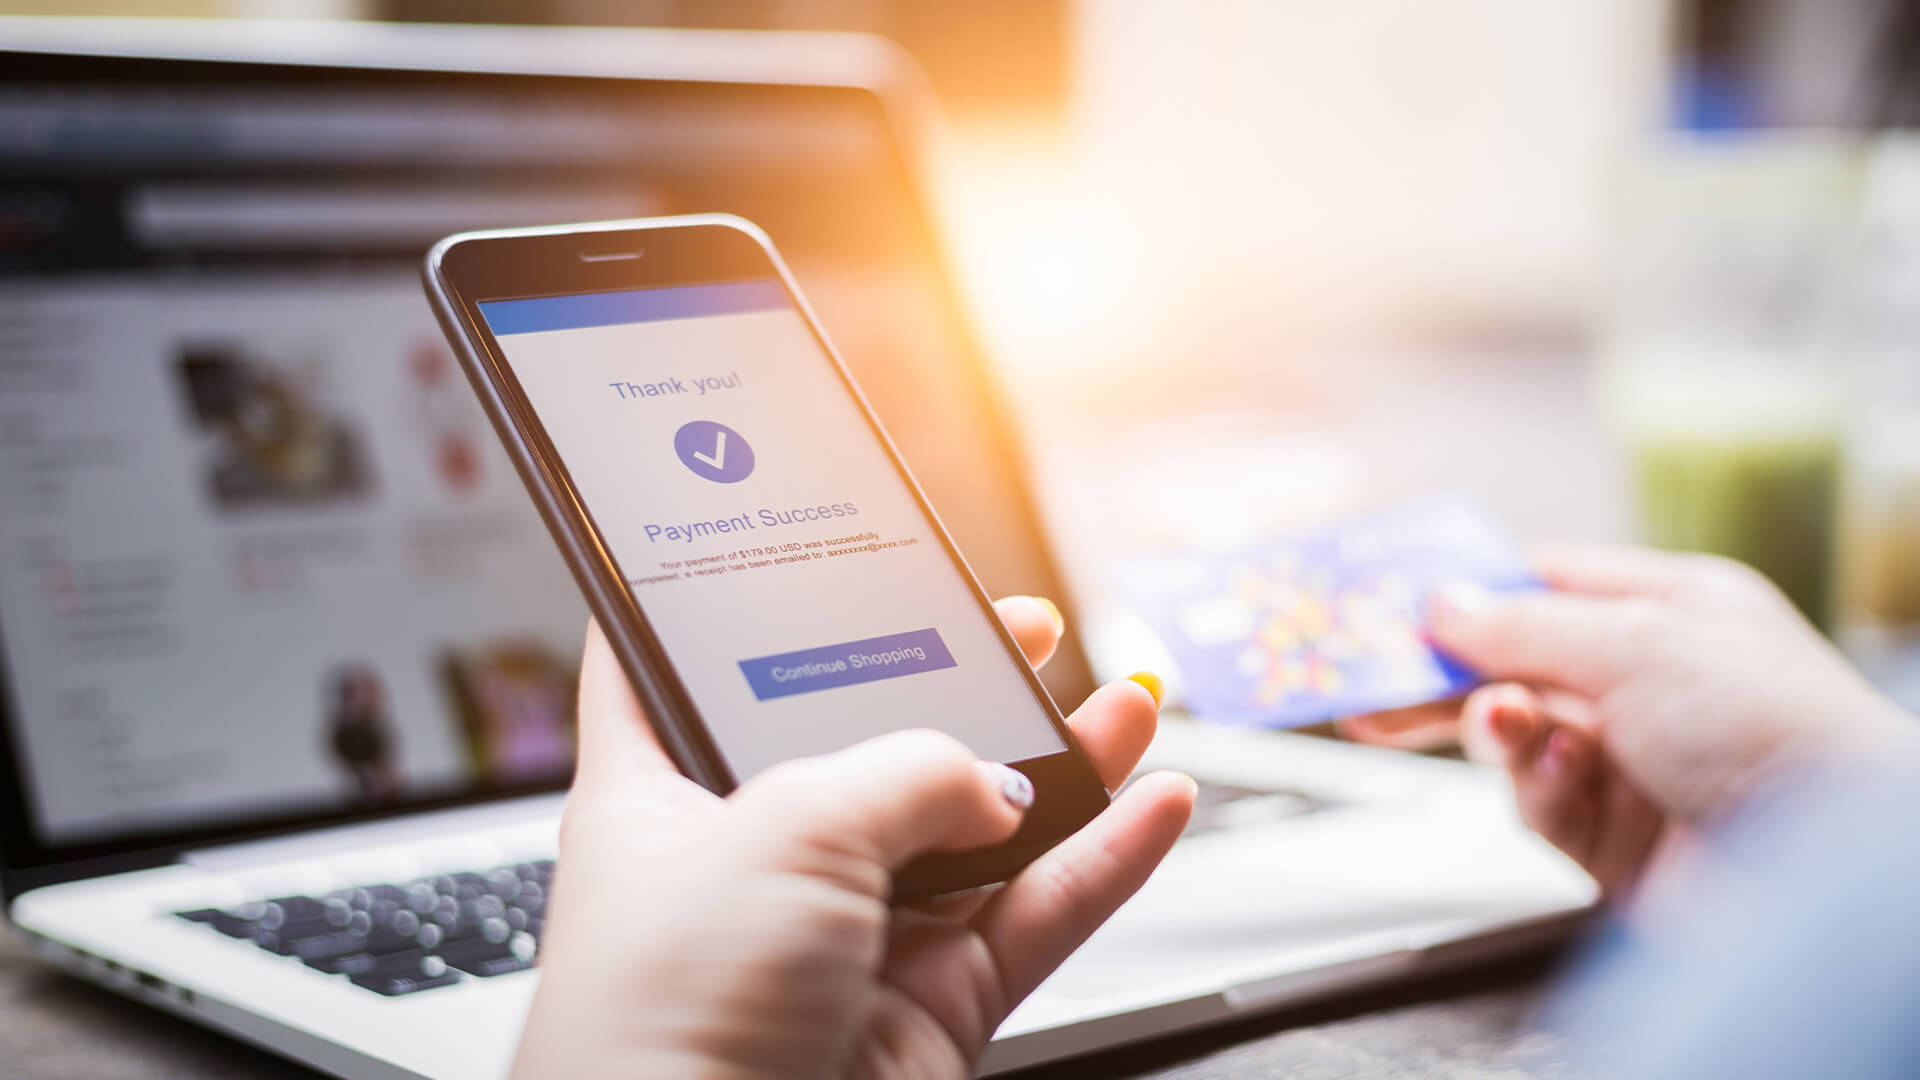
[0,270,592,843]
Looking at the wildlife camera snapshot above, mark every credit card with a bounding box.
[1116,495,1539,728]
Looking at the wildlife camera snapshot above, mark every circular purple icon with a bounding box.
[673,420,754,484]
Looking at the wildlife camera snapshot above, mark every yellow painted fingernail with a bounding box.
[1128,671,1165,709]
[1035,595,1065,633]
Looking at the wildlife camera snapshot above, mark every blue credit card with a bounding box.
[1116,495,1539,728]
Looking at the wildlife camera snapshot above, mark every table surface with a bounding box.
[0,923,1570,1079]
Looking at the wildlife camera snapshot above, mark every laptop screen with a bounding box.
[0,51,1089,871]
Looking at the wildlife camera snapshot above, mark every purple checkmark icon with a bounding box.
[674,420,755,483]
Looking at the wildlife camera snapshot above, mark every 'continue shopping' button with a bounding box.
[739,628,957,700]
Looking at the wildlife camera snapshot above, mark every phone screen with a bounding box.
[477,279,1067,781]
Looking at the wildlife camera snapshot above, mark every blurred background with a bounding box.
[10,0,1916,712]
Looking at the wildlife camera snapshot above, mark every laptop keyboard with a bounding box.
[170,781,1329,998]
[175,860,552,996]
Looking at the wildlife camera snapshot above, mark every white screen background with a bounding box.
[497,297,1064,779]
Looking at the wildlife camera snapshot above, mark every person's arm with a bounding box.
[515,596,1196,1080]
[1548,767,1920,1080]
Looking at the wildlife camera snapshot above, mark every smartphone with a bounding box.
[422,215,1110,898]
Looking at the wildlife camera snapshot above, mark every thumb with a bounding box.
[1430,584,1656,700]
[572,617,677,791]
[730,730,1031,881]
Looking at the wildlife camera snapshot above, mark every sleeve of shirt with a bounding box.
[1548,766,1920,1080]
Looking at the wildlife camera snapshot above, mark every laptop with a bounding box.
[0,18,1597,1079]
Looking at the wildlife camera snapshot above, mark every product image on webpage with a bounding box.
[479,279,1063,779]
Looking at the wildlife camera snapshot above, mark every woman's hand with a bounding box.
[513,596,1196,1080]
[1425,547,1916,898]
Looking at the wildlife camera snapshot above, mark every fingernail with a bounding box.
[981,762,1035,811]
[1128,670,1166,709]
[1433,582,1495,617]
[1034,596,1066,634]
[1541,729,1576,776]
[1489,704,1530,744]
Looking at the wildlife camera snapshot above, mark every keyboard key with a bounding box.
[321,898,354,928]
[368,947,449,977]
[426,872,486,902]
[301,924,424,972]
[444,955,528,979]
[487,869,521,900]
[285,929,374,962]
[308,941,441,977]
[439,932,537,977]
[351,969,462,996]
[430,912,485,945]
[259,897,327,928]
[305,951,377,976]
[252,917,341,955]
[351,884,407,907]
[349,952,460,996]
[205,902,269,938]
[430,894,461,926]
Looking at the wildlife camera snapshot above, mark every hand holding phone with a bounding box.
[423,215,1113,897]
[512,597,1194,1079]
